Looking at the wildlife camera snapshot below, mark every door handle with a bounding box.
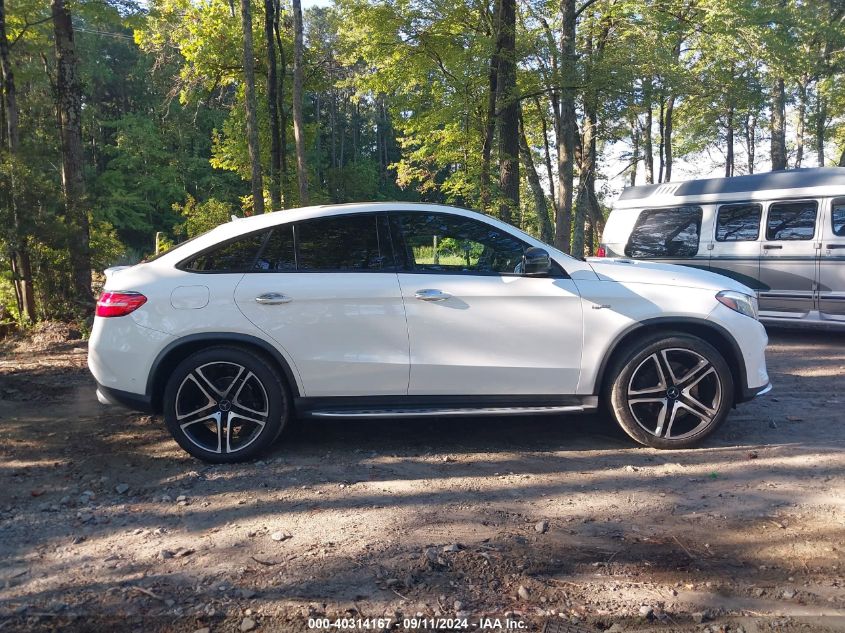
[255,292,293,305]
[826,244,845,250]
[762,244,783,250]
[414,289,452,302]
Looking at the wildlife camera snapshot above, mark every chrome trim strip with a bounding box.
[310,405,587,418]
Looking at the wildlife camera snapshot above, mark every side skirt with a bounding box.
[294,395,599,419]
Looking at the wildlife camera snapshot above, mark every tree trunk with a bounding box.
[745,112,756,174]
[725,106,734,177]
[572,106,597,259]
[555,0,576,254]
[518,110,553,244]
[641,77,654,184]
[657,96,665,183]
[264,0,282,210]
[240,0,264,214]
[664,95,674,181]
[795,81,807,168]
[533,96,556,212]
[291,0,309,204]
[51,0,92,309]
[630,116,639,186]
[273,2,288,205]
[816,92,826,167]
[480,0,500,213]
[770,77,787,170]
[495,0,518,223]
[0,0,17,153]
[839,147,845,167]
[0,0,36,322]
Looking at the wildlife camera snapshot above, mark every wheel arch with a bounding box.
[595,317,747,404]
[147,332,301,413]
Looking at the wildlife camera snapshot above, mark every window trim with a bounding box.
[389,211,569,279]
[624,205,705,259]
[764,199,819,242]
[831,197,845,238]
[714,201,762,243]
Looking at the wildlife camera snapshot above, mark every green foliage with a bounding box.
[2,0,845,322]
[174,195,236,238]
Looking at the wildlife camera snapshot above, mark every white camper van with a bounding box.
[599,168,845,328]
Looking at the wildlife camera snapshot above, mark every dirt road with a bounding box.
[1,329,844,632]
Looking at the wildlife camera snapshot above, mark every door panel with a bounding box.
[707,202,763,290]
[758,200,818,317]
[819,197,845,321]
[398,274,583,395]
[234,214,409,397]
[235,273,409,396]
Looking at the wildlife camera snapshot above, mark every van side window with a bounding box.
[766,200,818,241]
[716,203,761,241]
[832,198,845,237]
[624,206,703,258]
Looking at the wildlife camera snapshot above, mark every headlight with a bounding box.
[716,290,758,319]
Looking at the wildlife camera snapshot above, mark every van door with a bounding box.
[818,197,845,323]
[708,202,763,290]
[758,199,819,318]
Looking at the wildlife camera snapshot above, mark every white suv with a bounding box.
[88,203,770,462]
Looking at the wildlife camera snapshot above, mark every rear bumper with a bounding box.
[738,381,772,403]
[96,383,154,413]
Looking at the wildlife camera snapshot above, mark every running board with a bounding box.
[308,405,587,418]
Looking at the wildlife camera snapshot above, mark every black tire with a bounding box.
[607,333,734,449]
[163,346,289,463]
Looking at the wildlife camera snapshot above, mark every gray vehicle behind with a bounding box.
[599,167,845,329]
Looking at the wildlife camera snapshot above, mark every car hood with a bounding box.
[586,258,754,294]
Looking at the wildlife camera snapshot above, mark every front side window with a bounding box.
[716,203,761,242]
[181,231,269,272]
[766,200,817,241]
[625,206,703,258]
[832,198,845,237]
[296,214,390,271]
[394,212,528,275]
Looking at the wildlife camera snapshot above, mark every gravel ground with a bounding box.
[1,328,844,633]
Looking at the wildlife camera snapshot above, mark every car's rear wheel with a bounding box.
[608,333,734,449]
[163,346,288,463]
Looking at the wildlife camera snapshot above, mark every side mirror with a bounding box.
[522,247,551,276]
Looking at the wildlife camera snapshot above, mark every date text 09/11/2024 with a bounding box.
[307,617,528,630]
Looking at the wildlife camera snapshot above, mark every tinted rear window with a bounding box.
[716,203,761,242]
[832,198,845,237]
[181,231,268,272]
[766,201,817,241]
[625,206,703,258]
[296,215,390,271]
[255,226,296,271]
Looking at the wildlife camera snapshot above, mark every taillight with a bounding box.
[96,292,147,318]
[595,245,607,257]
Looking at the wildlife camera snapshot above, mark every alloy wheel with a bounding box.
[626,347,723,440]
[174,361,270,454]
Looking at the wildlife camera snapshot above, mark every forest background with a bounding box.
[1,0,843,325]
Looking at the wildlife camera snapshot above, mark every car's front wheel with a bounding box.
[608,333,734,449]
[163,346,288,462]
